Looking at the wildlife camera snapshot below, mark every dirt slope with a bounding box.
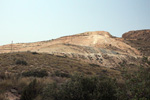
[0,31,141,67]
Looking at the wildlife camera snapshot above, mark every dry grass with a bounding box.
[0,52,121,77]
[0,52,149,100]
[0,52,127,99]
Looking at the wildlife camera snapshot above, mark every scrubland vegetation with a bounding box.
[0,52,150,100]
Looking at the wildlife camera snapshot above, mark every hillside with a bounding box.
[122,30,150,56]
[0,52,119,76]
[0,52,122,100]
[0,31,140,67]
[0,51,149,100]
[0,30,150,100]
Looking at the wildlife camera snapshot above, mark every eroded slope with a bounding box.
[0,31,141,67]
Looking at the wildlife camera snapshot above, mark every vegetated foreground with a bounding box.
[0,52,150,100]
[0,29,150,100]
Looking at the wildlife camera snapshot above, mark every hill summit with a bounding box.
[76,31,112,37]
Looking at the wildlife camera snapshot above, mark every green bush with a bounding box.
[20,79,42,100]
[120,67,150,100]
[15,59,28,66]
[142,56,148,62]
[51,70,70,78]
[42,83,58,100]
[0,72,7,80]
[142,56,150,65]
[42,74,117,100]
[89,64,100,67]
[32,52,39,55]
[22,70,48,78]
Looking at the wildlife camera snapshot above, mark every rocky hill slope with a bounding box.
[0,30,150,100]
[122,30,150,56]
[0,31,146,67]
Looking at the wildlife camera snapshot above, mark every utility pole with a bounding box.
[10,41,13,62]
[11,41,13,53]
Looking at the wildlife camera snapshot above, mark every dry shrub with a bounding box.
[0,94,6,100]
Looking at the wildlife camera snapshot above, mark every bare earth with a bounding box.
[0,31,146,67]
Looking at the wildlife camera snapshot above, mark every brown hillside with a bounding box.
[122,30,150,41]
[122,30,150,56]
[0,31,141,67]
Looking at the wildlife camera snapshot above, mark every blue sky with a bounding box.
[0,0,150,45]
